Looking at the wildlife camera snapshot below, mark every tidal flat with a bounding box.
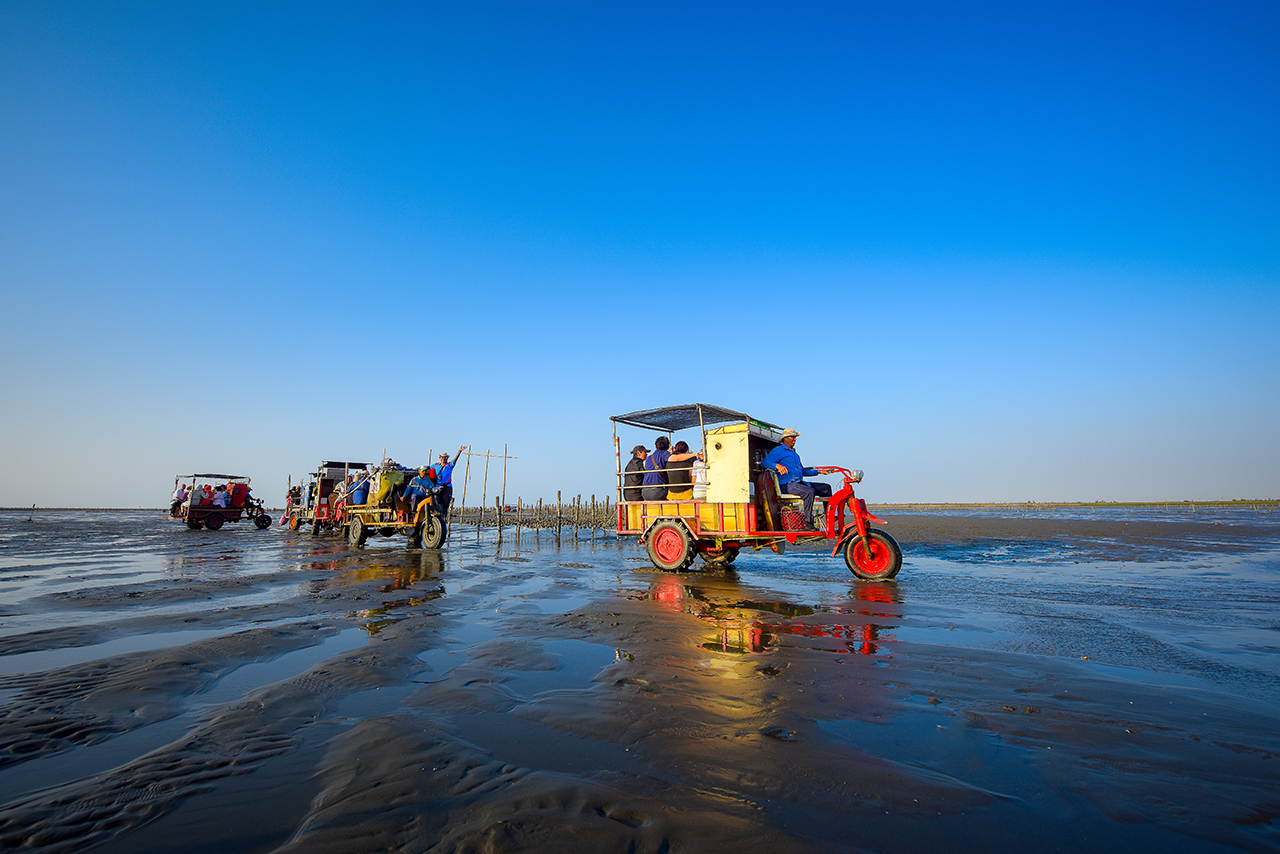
[1,508,1278,853]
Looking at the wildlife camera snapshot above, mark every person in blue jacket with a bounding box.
[761,428,833,528]
[434,446,466,515]
[405,467,436,518]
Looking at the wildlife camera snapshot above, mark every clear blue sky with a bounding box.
[2,1,1277,507]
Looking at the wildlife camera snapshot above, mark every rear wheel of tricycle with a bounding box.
[204,513,225,531]
[647,522,695,571]
[310,519,321,536]
[842,529,902,581]
[420,514,446,549]
[697,543,739,568]
[254,513,271,530]
[288,515,301,532]
[349,516,367,547]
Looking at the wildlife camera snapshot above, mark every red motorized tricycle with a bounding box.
[171,474,271,531]
[612,404,902,580]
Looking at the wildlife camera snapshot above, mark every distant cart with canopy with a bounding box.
[172,474,271,531]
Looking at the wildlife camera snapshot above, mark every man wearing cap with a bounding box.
[761,428,833,528]
[434,446,466,515]
[623,445,648,502]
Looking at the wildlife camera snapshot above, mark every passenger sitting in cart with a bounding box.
[345,474,370,506]
[666,441,703,499]
[170,483,189,516]
[330,479,347,515]
[623,445,648,501]
[642,437,702,500]
[761,428,834,528]
[211,485,230,508]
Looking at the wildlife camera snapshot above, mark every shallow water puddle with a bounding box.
[0,627,246,676]
[501,639,619,698]
[0,627,368,801]
[191,626,369,710]
[412,605,502,678]
[0,713,197,798]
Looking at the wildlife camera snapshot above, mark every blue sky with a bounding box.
[2,0,1277,507]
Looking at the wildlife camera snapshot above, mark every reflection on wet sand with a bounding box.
[645,574,901,656]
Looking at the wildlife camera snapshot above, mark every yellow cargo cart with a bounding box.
[284,460,447,549]
[344,463,447,549]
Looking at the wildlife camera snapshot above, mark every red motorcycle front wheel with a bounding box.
[843,529,902,580]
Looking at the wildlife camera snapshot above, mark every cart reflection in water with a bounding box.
[647,575,901,657]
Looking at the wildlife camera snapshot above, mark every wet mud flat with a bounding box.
[0,509,1277,853]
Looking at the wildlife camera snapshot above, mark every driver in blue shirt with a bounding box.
[405,467,436,518]
[761,428,833,529]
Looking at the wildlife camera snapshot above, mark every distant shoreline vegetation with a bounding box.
[4,499,1279,512]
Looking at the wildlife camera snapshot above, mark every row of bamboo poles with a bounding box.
[447,492,617,543]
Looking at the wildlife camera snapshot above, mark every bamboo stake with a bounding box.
[556,490,562,546]
[476,453,483,535]
[460,450,472,517]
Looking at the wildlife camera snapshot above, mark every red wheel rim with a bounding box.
[653,528,686,564]
[853,537,892,575]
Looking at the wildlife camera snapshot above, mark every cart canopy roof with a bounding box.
[180,473,248,480]
[318,461,371,470]
[610,403,781,433]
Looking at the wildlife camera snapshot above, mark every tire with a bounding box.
[311,520,321,536]
[254,514,271,530]
[288,515,301,532]
[646,521,695,571]
[186,520,202,530]
[697,543,739,568]
[349,516,367,547]
[421,514,446,549]
[204,513,225,531]
[843,529,902,580]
